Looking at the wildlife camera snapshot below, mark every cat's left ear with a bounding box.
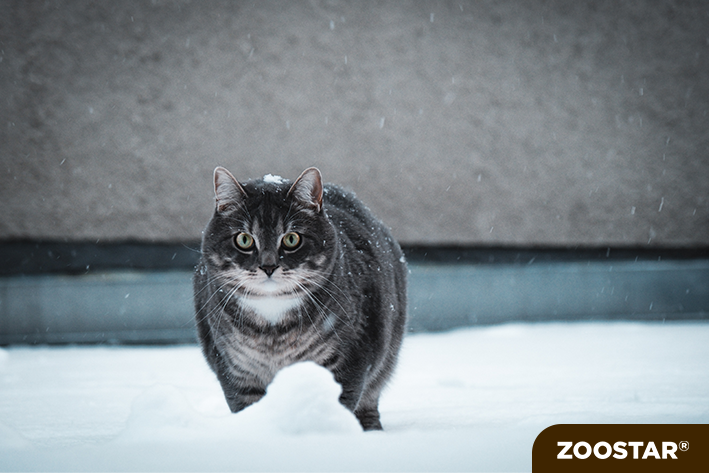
[288,167,323,212]
[213,166,246,212]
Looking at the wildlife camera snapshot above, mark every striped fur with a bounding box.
[194,167,407,430]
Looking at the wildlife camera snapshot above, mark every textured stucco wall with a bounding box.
[1,0,707,246]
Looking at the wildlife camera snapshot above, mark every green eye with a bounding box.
[234,232,255,251]
[282,232,301,250]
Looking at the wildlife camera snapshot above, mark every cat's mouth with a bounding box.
[240,276,303,299]
[238,276,305,323]
[259,279,282,294]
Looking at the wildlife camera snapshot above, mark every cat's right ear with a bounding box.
[213,166,246,212]
[288,167,323,213]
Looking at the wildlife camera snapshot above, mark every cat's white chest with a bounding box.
[239,296,302,324]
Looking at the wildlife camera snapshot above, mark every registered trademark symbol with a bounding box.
[679,441,689,452]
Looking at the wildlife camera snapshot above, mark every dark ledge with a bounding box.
[1,240,708,276]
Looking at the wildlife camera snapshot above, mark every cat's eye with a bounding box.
[281,232,301,250]
[234,232,255,251]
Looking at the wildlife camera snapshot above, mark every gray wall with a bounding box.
[1,0,707,246]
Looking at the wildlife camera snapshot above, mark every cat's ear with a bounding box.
[288,167,323,212]
[213,166,246,212]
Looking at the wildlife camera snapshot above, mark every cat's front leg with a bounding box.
[219,378,267,413]
[353,404,382,431]
[341,389,382,431]
[334,365,383,431]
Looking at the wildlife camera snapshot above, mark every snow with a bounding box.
[115,362,361,446]
[1,322,708,472]
[262,174,285,185]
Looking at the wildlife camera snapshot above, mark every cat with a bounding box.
[193,166,408,430]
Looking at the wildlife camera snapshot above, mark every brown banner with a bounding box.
[533,424,707,472]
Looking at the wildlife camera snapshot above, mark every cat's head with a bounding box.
[201,166,337,301]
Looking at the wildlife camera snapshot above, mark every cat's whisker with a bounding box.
[294,284,350,359]
[193,274,242,323]
[292,281,346,349]
[195,274,251,330]
[193,269,245,304]
[296,267,355,303]
[294,273,355,330]
[222,279,256,329]
[213,283,241,334]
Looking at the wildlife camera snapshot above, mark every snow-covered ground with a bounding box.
[1,322,708,472]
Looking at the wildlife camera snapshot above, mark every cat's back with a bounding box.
[321,183,406,305]
[322,184,369,222]
[322,184,397,250]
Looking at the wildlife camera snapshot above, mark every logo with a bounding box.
[556,440,680,460]
[533,424,707,472]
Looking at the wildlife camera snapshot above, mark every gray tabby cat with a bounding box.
[194,166,407,430]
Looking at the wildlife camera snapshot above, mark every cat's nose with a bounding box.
[259,265,279,277]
